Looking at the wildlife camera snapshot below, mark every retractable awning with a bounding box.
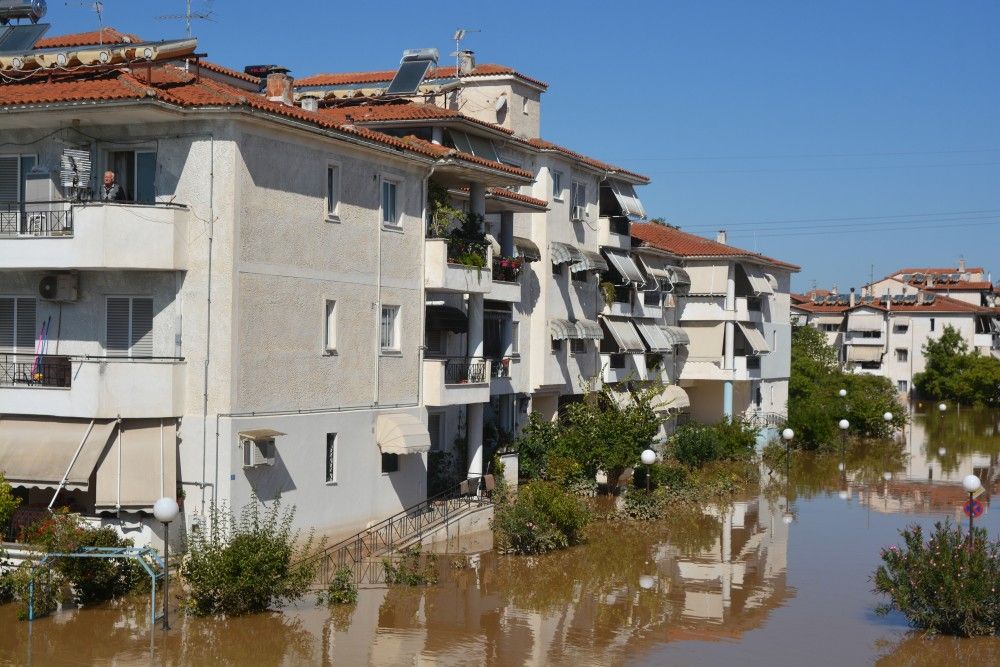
[96,419,178,512]
[890,316,911,326]
[484,233,502,254]
[847,346,884,363]
[426,305,469,333]
[847,314,884,332]
[657,385,691,412]
[238,428,286,440]
[992,317,1000,333]
[601,317,646,353]
[551,319,603,340]
[812,315,844,325]
[660,325,690,346]
[634,319,674,352]
[570,250,609,274]
[550,319,578,340]
[603,248,646,285]
[765,273,778,290]
[376,413,431,455]
[669,267,691,286]
[737,323,771,354]
[576,320,604,340]
[514,236,541,262]
[686,264,728,295]
[550,241,583,265]
[0,417,117,490]
[742,265,774,295]
[608,180,646,219]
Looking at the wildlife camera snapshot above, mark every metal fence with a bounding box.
[0,203,73,237]
[444,357,488,384]
[0,354,72,387]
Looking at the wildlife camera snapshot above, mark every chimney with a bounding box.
[849,287,856,307]
[959,257,966,273]
[716,230,727,244]
[266,69,293,106]
[300,97,319,112]
[831,284,838,296]
[457,50,476,75]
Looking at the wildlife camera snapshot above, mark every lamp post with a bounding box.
[153,496,179,631]
[963,474,982,553]
[640,449,656,492]
[782,427,794,462]
[838,418,849,459]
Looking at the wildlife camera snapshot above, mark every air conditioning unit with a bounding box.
[38,274,78,302]
[571,205,585,222]
[241,437,276,468]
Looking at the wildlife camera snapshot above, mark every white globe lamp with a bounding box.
[154,496,180,631]
[963,474,982,494]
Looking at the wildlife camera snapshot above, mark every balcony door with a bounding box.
[0,154,36,235]
[105,149,156,204]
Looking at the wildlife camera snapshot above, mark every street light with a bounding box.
[838,418,849,458]
[640,449,656,492]
[639,575,655,590]
[839,389,847,398]
[938,447,947,457]
[153,496,179,631]
[882,471,892,481]
[963,474,982,552]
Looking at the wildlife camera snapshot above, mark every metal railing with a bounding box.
[302,477,493,586]
[444,357,488,384]
[745,411,785,428]
[1,353,72,388]
[3,507,49,543]
[0,202,73,237]
[490,356,512,378]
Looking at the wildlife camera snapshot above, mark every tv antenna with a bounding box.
[451,27,480,68]
[66,1,104,43]
[156,0,215,38]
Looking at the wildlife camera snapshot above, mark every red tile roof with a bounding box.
[296,64,548,90]
[316,100,515,136]
[792,302,849,314]
[632,223,800,271]
[487,188,547,209]
[921,281,993,291]
[895,266,985,274]
[527,137,649,184]
[192,60,261,85]
[34,28,141,49]
[849,294,985,314]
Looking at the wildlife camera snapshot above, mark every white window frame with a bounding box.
[552,170,563,201]
[105,296,154,358]
[380,177,401,229]
[897,380,908,393]
[380,304,400,353]
[325,432,338,484]
[324,299,337,353]
[0,296,36,354]
[102,145,158,203]
[510,321,520,355]
[326,162,341,221]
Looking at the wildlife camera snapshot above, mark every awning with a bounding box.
[634,319,674,352]
[376,413,431,455]
[657,385,691,412]
[551,319,603,340]
[601,317,646,353]
[669,267,691,286]
[550,241,583,265]
[765,273,778,290]
[238,428,286,441]
[890,316,910,326]
[847,314,884,332]
[636,256,670,281]
[660,325,690,346]
[686,264,729,296]
[737,323,771,354]
[0,417,117,491]
[426,305,468,333]
[569,250,609,273]
[603,248,646,284]
[608,179,646,219]
[992,317,1000,333]
[680,360,729,380]
[576,320,604,340]
[742,265,774,295]
[514,236,541,262]
[550,319,578,340]
[847,346,884,363]
[95,419,178,512]
[812,315,844,325]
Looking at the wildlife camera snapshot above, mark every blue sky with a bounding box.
[43,1,1000,291]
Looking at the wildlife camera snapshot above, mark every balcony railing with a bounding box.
[491,256,524,282]
[490,356,512,378]
[0,202,73,237]
[1,353,72,388]
[443,357,488,384]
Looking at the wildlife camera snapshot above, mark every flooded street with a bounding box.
[2,408,1000,666]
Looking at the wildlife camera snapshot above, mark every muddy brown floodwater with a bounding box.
[2,407,1000,666]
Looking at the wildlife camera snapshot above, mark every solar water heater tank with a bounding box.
[0,0,47,24]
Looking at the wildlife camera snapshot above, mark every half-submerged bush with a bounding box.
[493,480,590,554]
[383,547,438,586]
[669,419,757,468]
[318,566,358,605]
[874,521,1000,637]
[182,500,318,616]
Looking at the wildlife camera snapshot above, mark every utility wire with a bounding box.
[606,147,1000,161]
[681,213,1000,234]
[674,208,1000,230]
[641,161,1000,175]
[728,218,1000,240]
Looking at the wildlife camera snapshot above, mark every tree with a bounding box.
[914,325,1000,405]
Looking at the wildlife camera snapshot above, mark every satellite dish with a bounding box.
[495,94,507,112]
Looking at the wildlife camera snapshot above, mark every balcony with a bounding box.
[0,202,189,271]
[0,355,184,418]
[489,257,523,302]
[602,286,634,317]
[489,355,526,395]
[633,291,663,319]
[844,332,884,346]
[601,353,650,384]
[599,216,631,250]
[423,356,491,406]
[424,238,492,294]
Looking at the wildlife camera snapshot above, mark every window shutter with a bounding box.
[15,298,35,352]
[130,298,153,357]
[106,298,131,353]
[0,157,18,203]
[0,298,14,352]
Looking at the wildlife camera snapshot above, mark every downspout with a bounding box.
[419,165,437,407]
[374,175,383,406]
[200,134,215,519]
[116,420,122,512]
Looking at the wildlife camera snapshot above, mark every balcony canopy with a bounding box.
[514,236,541,262]
[634,318,674,352]
[601,317,646,353]
[570,250,609,274]
[603,248,646,285]
[376,413,431,455]
[847,314,884,332]
[657,385,691,412]
[426,305,469,333]
[742,265,774,295]
[96,419,178,512]
[550,241,583,265]
[847,346,884,363]
[737,323,771,355]
[660,325,690,346]
[550,319,604,340]
[608,179,646,219]
[0,417,116,491]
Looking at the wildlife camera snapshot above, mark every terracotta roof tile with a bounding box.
[316,100,514,136]
[487,187,547,209]
[34,28,141,49]
[296,64,548,90]
[527,137,649,184]
[192,60,261,85]
[632,223,800,271]
[0,71,144,105]
[895,266,985,274]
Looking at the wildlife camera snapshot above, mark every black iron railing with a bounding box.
[3,507,49,542]
[302,476,493,586]
[1,354,72,387]
[444,357,488,384]
[746,411,785,428]
[489,357,512,378]
[0,202,73,237]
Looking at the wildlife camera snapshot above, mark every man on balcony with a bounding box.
[100,170,128,202]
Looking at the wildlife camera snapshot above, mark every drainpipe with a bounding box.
[724,263,735,419]
[200,134,216,520]
[419,166,436,407]
[374,175,383,406]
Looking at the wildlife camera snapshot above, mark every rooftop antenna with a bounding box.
[451,28,480,70]
[66,1,104,44]
[156,0,214,38]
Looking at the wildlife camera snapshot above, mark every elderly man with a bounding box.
[100,170,127,201]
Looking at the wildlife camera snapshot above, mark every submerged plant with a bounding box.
[318,566,358,606]
[382,547,438,586]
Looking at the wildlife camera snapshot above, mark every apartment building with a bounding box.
[630,225,799,428]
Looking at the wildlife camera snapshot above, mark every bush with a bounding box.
[318,567,358,605]
[632,461,689,491]
[181,500,319,616]
[493,481,590,555]
[8,563,63,620]
[0,473,19,534]
[619,488,664,521]
[874,521,1000,636]
[383,547,437,586]
[669,419,757,468]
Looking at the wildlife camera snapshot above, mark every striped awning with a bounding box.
[737,323,771,354]
[847,314,884,332]
[601,317,646,353]
[576,320,604,340]
[603,248,646,284]
[376,413,431,455]
[657,384,691,412]
[634,319,674,352]
[514,236,541,262]
[660,325,690,346]
[670,267,691,286]
[550,241,583,265]
[743,265,774,295]
[812,315,844,325]
[550,319,578,340]
[570,250,609,273]
[550,319,603,340]
[847,346,884,363]
[0,417,117,491]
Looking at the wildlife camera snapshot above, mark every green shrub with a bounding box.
[382,547,437,586]
[0,473,19,534]
[874,521,1000,636]
[181,500,319,616]
[318,567,358,605]
[8,563,63,620]
[669,419,757,468]
[632,461,689,491]
[620,488,664,521]
[493,481,590,555]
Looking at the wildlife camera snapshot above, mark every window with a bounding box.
[570,338,586,354]
[551,338,562,353]
[895,348,908,362]
[893,324,908,334]
[643,291,661,307]
[571,181,586,219]
[552,263,563,277]
[510,321,519,354]
[552,171,563,200]
[609,353,626,369]
[929,318,935,332]
[860,330,881,339]
[571,270,588,284]
[325,433,337,483]
[107,149,156,203]
[380,305,399,352]
[897,380,908,393]
[324,300,337,352]
[428,413,444,452]
[326,164,340,219]
[0,297,36,353]
[860,361,881,370]
[381,452,399,474]
[0,154,36,208]
[822,324,839,332]
[425,327,445,356]
[381,179,399,227]
[106,297,153,357]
